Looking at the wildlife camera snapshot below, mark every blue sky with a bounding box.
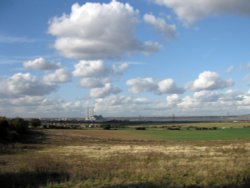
[1,0,250,118]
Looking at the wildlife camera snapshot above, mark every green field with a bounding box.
[127,128,250,141]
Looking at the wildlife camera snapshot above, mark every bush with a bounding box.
[135,127,146,130]
[10,118,28,134]
[167,126,181,130]
[30,119,41,128]
[0,117,31,142]
[7,130,19,141]
[0,119,9,139]
[101,124,111,130]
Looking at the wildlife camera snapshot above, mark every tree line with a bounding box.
[0,117,41,142]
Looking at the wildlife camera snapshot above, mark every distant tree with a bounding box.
[101,124,111,130]
[10,118,28,134]
[135,127,146,130]
[30,118,41,128]
[0,116,7,121]
[0,119,9,139]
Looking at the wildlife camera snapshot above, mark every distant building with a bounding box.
[85,105,94,121]
[85,115,105,121]
[85,105,105,121]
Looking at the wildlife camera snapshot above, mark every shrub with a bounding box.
[167,126,181,130]
[30,118,42,128]
[101,124,111,130]
[0,117,31,142]
[10,118,28,134]
[135,127,146,130]
[7,130,19,141]
[0,119,9,139]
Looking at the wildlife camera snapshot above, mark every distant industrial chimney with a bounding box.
[85,105,95,121]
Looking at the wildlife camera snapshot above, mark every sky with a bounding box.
[1,0,250,118]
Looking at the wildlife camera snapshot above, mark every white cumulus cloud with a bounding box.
[193,91,221,102]
[127,77,184,94]
[165,89,245,115]
[154,0,250,25]
[166,94,179,107]
[48,0,159,60]
[94,95,165,116]
[23,57,61,70]
[80,78,107,88]
[143,13,176,38]
[73,60,128,93]
[73,60,110,78]
[0,73,57,97]
[73,60,128,79]
[43,68,71,84]
[188,71,233,91]
[90,83,121,98]
[126,77,158,94]
[112,63,129,75]
[158,78,184,94]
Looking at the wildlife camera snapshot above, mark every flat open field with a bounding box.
[0,122,250,187]
[126,128,250,141]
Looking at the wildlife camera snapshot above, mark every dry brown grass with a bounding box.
[43,129,148,145]
[0,128,249,188]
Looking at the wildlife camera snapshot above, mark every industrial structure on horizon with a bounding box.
[85,104,104,121]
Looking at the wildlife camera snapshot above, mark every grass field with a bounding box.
[127,128,250,141]
[0,122,250,188]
